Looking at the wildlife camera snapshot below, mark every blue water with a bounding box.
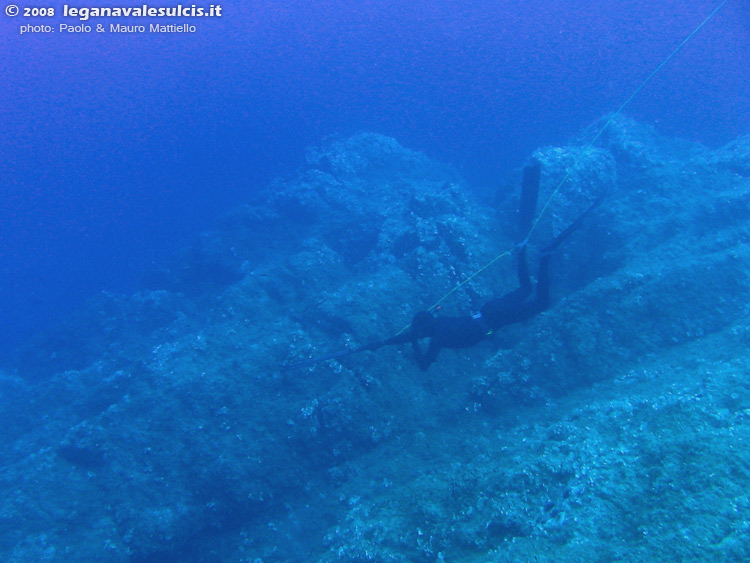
[1,0,748,357]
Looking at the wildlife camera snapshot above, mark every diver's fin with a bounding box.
[541,190,605,255]
[518,161,541,244]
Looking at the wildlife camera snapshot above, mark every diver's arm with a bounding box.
[412,338,439,371]
[376,331,413,348]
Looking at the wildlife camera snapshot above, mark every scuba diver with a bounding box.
[283,161,602,371]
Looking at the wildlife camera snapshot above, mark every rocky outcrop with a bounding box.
[2,118,749,561]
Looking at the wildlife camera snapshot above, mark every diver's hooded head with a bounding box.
[411,311,436,338]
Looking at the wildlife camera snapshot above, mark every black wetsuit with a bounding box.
[380,245,551,370]
[283,162,602,373]
[376,162,601,371]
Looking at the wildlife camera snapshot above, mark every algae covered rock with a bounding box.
[712,134,750,177]
[3,118,750,562]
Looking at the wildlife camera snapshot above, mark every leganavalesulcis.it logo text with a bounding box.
[63,5,223,21]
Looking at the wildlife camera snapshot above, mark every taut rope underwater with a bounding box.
[421,0,731,321]
[283,0,731,370]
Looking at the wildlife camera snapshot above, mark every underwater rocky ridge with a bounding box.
[2,115,750,561]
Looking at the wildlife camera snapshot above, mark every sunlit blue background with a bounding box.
[1,0,748,358]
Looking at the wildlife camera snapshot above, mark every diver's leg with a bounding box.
[506,161,540,299]
[486,244,532,310]
[490,161,540,303]
[534,253,552,312]
[518,161,541,245]
[533,189,605,312]
[516,244,532,294]
[541,190,605,255]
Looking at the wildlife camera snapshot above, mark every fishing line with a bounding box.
[287,0,731,363]
[528,0,730,239]
[398,0,730,334]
